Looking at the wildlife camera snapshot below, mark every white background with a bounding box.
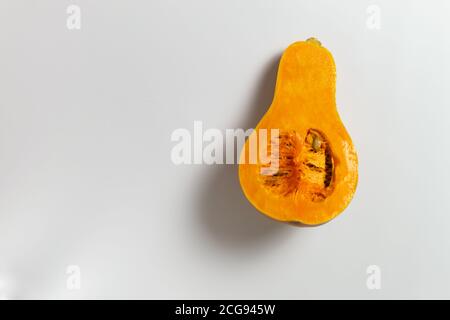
[1,0,450,299]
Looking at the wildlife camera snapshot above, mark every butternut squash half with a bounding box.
[239,38,358,225]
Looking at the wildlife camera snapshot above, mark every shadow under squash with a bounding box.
[196,53,295,253]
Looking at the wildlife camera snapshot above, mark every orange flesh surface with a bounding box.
[239,39,358,225]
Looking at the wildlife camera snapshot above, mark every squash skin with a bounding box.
[238,39,358,225]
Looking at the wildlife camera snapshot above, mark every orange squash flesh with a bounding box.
[238,38,358,225]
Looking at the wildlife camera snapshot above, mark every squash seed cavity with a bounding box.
[260,129,334,202]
